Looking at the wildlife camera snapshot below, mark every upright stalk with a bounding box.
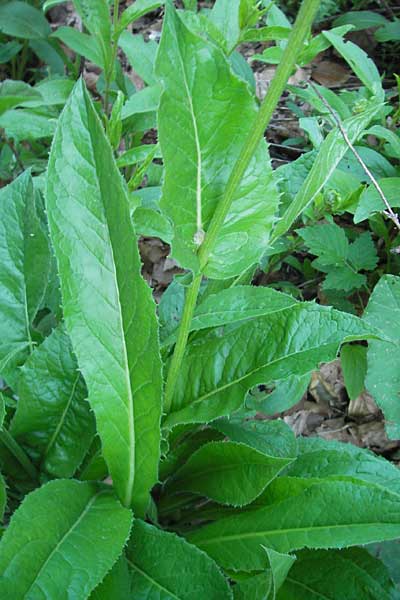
[104,0,120,116]
[163,0,321,414]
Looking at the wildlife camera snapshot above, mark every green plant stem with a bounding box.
[163,0,320,415]
[0,428,37,480]
[163,272,202,413]
[104,0,120,115]
[198,0,320,272]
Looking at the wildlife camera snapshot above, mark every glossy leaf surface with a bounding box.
[364,275,400,438]
[46,79,162,512]
[156,5,278,278]
[11,325,95,478]
[164,303,374,428]
[0,480,132,599]
[127,519,232,599]
[278,548,395,600]
[187,480,400,571]
[168,441,293,506]
[0,171,50,388]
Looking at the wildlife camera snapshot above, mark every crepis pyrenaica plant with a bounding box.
[0,1,400,598]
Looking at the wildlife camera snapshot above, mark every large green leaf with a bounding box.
[164,303,374,428]
[72,0,111,69]
[11,325,95,478]
[209,0,242,53]
[187,480,400,571]
[354,178,400,223]
[214,418,298,459]
[90,556,131,600]
[0,480,132,599]
[0,1,51,39]
[364,275,400,438]
[272,102,382,241]
[286,437,400,496]
[278,548,395,600]
[162,286,297,347]
[234,573,270,600]
[126,519,232,599]
[156,4,278,278]
[0,171,51,389]
[167,441,293,506]
[46,79,162,513]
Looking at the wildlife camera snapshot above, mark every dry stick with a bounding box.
[309,80,400,233]
[163,0,321,414]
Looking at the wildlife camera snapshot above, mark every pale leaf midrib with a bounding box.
[84,90,135,508]
[23,490,105,596]
[127,558,182,600]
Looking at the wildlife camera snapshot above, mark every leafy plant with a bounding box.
[1,0,400,598]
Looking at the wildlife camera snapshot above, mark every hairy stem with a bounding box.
[163,273,202,413]
[163,0,321,415]
[104,0,120,116]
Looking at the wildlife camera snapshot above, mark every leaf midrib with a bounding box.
[42,372,81,464]
[84,90,135,508]
[193,520,400,547]
[127,558,182,600]
[23,489,105,595]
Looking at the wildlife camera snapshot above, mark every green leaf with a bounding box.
[278,548,395,600]
[234,573,270,600]
[0,109,57,140]
[0,41,22,64]
[11,325,95,478]
[73,0,111,68]
[118,32,158,86]
[90,556,131,600]
[0,393,5,429]
[43,0,68,13]
[0,1,51,39]
[52,27,105,67]
[167,441,294,507]
[0,80,42,115]
[286,437,400,496]
[247,373,310,415]
[46,79,162,513]
[156,5,278,278]
[133,207,173,243]
[0,472,6,522]
[298,223,348,267]
[0,171,51,388]
[364,275,400,439]
[209,0,242,53]
[354,178,400,223]
[348,231,378,271]
[323,267,365,292]
[162,286,297,347]
[334,11,389,31]
[341,344,367,401]
[273,102,382,241]
[264,547,296,599]
[116,0,165,38]
[121,83,161,120]
[214,417,298,459]
[164,303,375,428]
[127,519,232,599]
[187,480,400,571]
[0,480,132,599]
[322,31,384,101]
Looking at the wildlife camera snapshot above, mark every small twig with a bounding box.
[309,80,400,234]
